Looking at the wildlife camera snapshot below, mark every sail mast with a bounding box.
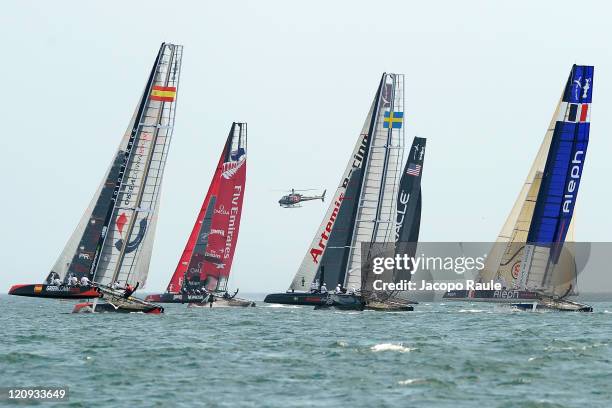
[344,73,405,290]
[109,45,178,283]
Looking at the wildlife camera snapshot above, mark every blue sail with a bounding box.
[527,65,593,264]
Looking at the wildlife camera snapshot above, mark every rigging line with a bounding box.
[111,45,177,283]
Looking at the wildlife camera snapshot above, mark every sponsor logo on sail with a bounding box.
[210,229,225,237]
[310,193,344,263]
[224,186,243,259]
[215,205,230,216]
[573,77,591,100]
[342,133,369,188]
[563,150,584,213]
[395,191,410,242]
[222,157,245,180]
[114,217,148,254]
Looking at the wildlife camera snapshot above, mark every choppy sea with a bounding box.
[1,294,611,407]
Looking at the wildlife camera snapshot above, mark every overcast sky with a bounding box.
[1,0,611,294]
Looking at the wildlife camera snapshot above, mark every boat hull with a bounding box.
[145,293,206,303]
[8,284,99,299]
[512,298,593,312]
[443,289,540,302]
[187,297,256,308]
[146,293,255,307]
[265,292,365,310]
[72,302,163,314]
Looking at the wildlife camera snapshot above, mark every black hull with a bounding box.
[8,284,99,299]
[443,289,540,302]
[265,292,365,310]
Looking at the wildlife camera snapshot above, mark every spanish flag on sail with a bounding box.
[151,86,177,102]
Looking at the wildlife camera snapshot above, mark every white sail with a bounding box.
[93,43,183,287]
[344,74,404,290]
[288,91,377,291]
[478,95,562,284]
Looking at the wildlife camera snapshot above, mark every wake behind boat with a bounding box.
[265,73,425,311]
[8,43,183,314]
[145,122,252,307]
[443,64,594,312]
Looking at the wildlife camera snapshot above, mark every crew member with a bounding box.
[320,282,328,293]
[123,282,139,298]
[68,275,78,286]
[208,293,215,308]
[309,281,317,293]
[335,284,343,294]
[80,276,90,286]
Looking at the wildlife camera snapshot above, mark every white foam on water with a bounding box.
[370,343,414,353]
[265,304,301,308]
[397,378,423,385]
[458,309,486,313]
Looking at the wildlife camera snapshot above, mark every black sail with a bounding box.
[394,137,426,281]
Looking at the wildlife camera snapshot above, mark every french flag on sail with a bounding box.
[566,103,590,123]
[406,163,421,176]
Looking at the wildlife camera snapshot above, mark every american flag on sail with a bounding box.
[406,163,421,176]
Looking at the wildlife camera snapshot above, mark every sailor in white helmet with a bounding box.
[309,280,318,293]
[335,284,343,294]
[320,282,328,293]
[80,276,91,286]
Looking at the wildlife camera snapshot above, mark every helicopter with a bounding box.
[277,189,326,208]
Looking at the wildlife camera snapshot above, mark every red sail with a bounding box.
[165,123,247,293]
[200,154,246,291]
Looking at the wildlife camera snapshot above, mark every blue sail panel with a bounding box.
[527,65,592,264]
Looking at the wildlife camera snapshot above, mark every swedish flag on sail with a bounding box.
[383,111,404,128]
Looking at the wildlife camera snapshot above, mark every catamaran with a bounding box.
[145,122,253,307]
[264,73,425,311]
[8,43,183,313]
[444,64,593,312]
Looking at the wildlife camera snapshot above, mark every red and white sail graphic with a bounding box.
[166,123,247,293]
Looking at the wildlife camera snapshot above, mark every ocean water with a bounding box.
[1,295,611,407]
